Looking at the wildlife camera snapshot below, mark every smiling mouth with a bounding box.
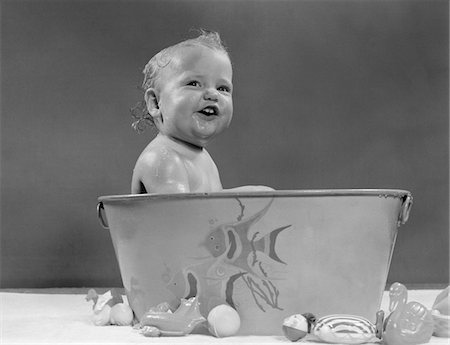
[198,105,219,116]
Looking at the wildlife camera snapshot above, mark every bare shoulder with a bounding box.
[131,145,188,193]
[134,145,185,178]
[140,145,180,166]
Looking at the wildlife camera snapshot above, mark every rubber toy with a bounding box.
[138,297,205,337]
[207,304,241,337]
[282,313,312,342]
[383,282,434,345]
[284,312,384,344]
[85,288,133,326]
[431,285,450,337]
[110,303,134,326]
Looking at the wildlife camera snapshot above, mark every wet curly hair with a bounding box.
[130,30,230,133]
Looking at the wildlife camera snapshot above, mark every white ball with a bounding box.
[207,304,241,337]
[110,303,134,326]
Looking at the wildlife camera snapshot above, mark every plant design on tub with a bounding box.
[163,198,291,313]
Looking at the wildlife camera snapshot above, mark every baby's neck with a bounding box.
[156,133,204,155]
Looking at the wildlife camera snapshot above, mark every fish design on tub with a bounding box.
[163,258,246,313]
[163,198,290,312]
[201,198,291,278]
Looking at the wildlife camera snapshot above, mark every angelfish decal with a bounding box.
[163,268,198,300]
[202,198,291,278]
[164,198,291,313]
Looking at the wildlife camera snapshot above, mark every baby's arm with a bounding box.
[224,185,274,192]
[131,149,190,194]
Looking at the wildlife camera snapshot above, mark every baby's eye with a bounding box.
[218,85,231,93]
[187,80,201,87]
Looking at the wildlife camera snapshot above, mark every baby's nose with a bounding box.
[204,88,219,101]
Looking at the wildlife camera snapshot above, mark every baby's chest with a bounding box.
[183,156,221,191]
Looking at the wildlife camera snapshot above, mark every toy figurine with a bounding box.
[383,282,434,345]
[85,288,133,326]
[282,312,384,344]
[431,286,450,337]
[138,296,206,337]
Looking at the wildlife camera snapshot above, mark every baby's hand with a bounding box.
[225,185,274,192]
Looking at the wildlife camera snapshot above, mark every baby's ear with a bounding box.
[144,88,160,118]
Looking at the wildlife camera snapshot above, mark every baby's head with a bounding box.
[141,30,229,94]
[131,30,233,148]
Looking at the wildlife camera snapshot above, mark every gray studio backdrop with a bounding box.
[1,0,448,288]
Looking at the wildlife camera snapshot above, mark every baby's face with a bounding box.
[153,45,233,148]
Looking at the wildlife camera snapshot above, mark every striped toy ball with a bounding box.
[313,314,378,344]
[282,314,310,341]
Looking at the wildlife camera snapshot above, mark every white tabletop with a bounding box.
[1,288,449,344]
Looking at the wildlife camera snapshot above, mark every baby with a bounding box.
[131,30,271,194]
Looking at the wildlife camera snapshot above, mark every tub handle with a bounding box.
[97,202,109,229]
[399,194,413,225]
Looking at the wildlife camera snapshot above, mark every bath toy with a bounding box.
[432,286,450,315]
[301,312,383,344]
[431,286,450,337]
[207,304,241,337]
[85,289,133,326]
[282,313,312,342]
[138,296,206,337]
[383,282,434,345]
[91,304,112,326]
[282,312,383,344]
[86,288,124,309]
[110,303,134,326]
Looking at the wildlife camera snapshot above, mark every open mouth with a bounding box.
[198,105,219,116]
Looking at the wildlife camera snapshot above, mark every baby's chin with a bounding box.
[189,117,229,143]
[171,130,220,149]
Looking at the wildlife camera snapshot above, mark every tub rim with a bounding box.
[97,189,413,229]
[98,188,411,203]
